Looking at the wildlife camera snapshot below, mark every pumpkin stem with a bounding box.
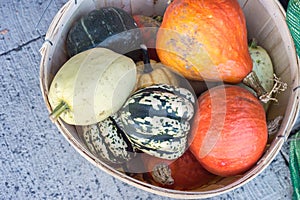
[140,44,153,73]
[49,101,69,122]
[249,38,258,49]
[152,163,174,185]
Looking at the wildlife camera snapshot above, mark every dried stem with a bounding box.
[243,71,288,104]
[259,74,288,103]
[152,163,174,185]
[243,71,267,98]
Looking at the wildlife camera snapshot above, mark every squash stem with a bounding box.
[152,163,174,185]
[140,44,153,73]
[49,101,69,122]
[243,72,288,104]
[249,38,258,49]
[153,15,163,23]
[242,71,268,102]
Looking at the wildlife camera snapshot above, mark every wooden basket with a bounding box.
[39,0,300,198]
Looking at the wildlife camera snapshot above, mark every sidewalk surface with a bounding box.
[0,0,295,199]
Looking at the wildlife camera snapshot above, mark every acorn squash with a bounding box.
[66,7,142,60]
[118,84,196,160]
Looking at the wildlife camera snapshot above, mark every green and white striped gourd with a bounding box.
[118,84,196,160]
[81,114,135,164]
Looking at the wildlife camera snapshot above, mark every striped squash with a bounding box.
[66,7,142,60]
[81,114,136,164]
[118,84,196,160]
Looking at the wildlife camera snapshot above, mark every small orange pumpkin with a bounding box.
[135,44,179,90]
[135,60,179,90]
[156,0,252,83]
[141,150,216,190]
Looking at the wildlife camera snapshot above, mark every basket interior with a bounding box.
[40,0,300,198]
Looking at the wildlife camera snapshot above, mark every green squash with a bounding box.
[66,7,142,60]
[241,39,275,110]
[118,84,196,160]
[248,39,274,93]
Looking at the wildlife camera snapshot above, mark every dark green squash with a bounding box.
[118,84,196,160]
[66,7,142,60]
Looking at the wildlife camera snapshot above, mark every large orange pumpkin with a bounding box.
[156,0,252,83]
[189,85,268,177]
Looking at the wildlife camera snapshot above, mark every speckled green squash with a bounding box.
[118,84,196,160]
[66,7,142,60]
[240,39,274,111]
[81,115,136,164]
[249,40,274,93]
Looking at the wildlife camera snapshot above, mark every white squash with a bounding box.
[48,47,137,125]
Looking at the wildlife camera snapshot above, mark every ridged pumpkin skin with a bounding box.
[156,0,252,83]
[135,60,179,91]
[189,85,268,177]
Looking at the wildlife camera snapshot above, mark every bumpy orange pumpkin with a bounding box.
[156,0,252,83]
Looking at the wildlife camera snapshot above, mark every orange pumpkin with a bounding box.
[189,85,268,177]
[135,59,179,90]
[156,0,252,83]
[141,150,216,190]
[134,44,180,91]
